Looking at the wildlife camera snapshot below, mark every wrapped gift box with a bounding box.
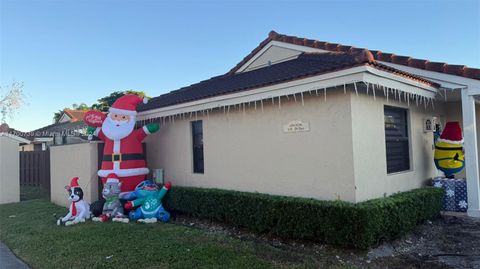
[432,177,468,212]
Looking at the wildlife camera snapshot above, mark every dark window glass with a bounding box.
[384,106,410,173]
[191,120,204,173]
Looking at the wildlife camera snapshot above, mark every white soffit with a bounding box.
[137,66,438,123]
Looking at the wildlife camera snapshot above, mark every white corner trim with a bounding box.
[137,66,438,121]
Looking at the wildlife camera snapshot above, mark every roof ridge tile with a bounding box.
[228,31,479,80]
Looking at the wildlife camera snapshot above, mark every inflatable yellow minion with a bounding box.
[434,122,464,178]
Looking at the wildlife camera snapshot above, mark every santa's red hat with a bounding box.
[109,94,148,116]
[105,173,120,184]
[438,122,463,144]
[69,177,79,188]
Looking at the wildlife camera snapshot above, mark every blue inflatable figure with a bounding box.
[123,180,171,223]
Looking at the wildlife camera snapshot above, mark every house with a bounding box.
[21,109,90,151]
[56,109,87,123]
[26,121,88,151]
[136,31,480,217]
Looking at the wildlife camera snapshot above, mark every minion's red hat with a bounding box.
[438,122,463,144]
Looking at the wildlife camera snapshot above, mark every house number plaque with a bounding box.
[283,120,310,133]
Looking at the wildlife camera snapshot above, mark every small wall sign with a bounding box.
[283,120,310,133]
[424,117,436,133]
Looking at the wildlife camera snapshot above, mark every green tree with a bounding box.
[52,90,148,122]
[91,90,147,112]
[72,103,90,110]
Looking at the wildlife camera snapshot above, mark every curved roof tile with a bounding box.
[228,31,479,80]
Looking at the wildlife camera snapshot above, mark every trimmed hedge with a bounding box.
[163,186,443,249]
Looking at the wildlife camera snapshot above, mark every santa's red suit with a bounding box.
[95,126,151,192]
[86,94,159,192]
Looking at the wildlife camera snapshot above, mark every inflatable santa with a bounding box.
[85,94,159,192]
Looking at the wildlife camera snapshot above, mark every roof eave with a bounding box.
[138,66,437,121]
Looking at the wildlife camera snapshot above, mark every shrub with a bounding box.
[163,186,443,249]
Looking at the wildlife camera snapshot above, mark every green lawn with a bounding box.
[0,196,359,269]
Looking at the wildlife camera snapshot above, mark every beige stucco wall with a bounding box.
[350,93,447,201]
[0,136,20,204]
[144,87,472,203]
[50,142,99,207]
[146,90,357,201]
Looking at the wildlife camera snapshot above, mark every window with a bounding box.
[384,106,410,173]
[191,120,204,173]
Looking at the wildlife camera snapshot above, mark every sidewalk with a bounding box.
[0,242,29,269]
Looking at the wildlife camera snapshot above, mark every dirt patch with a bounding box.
[170,213,480,268]
[369,213,480,269]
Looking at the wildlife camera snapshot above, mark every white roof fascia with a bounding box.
[363,66,438,98]
[378,61,479,90]
[138,66,437,121]
[33,137,54,142]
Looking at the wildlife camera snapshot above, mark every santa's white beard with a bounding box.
[102,115,135,140]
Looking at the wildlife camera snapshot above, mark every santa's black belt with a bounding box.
[103,153,145,162]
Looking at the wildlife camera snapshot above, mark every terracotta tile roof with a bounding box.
[63,109,87,122]
[138,50,438,112]
[228,31,480,80]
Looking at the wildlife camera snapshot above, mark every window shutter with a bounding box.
[384,106,410,173]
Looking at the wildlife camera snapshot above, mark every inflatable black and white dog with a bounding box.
[57,177,91,226]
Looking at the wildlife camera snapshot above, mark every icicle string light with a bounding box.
[138,81,435,124]
[372,84,376,100]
